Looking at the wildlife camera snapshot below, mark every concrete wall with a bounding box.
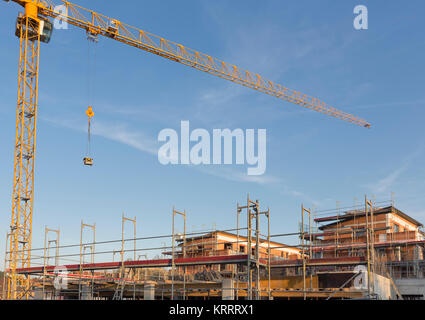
[222,279,234,300]
[144,282,155,300]
[80,285,93,300]
[395,278,425,300]
[373,273,394,300]
[32,288,43,300]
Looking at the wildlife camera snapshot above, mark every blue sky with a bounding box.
[1,0,425,265]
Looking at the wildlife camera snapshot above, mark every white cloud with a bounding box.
[93,122,158,155]
[199,166,280,185]
[367,146,424,194]
[280,185,326,208]
[371,165,409,194]
[41,116,158,155]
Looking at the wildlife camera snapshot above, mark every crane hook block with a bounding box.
[86,106,94,118]
[83,157,93,166]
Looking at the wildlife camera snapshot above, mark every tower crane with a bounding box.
[3,0,371,299]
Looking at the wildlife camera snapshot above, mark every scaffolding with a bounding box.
[79,221,95,300]
[113,214,136,300]
[3,195,425,300]
[300,205,312,300]
[305,196,425,299]
[42,227,60,298]
[236,195,272,300]
[171,207,186,300]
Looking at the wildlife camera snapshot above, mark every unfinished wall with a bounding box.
[373,273,394,300]
[395,278,425,300]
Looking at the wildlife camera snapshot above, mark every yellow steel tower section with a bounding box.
[7,0,42,300]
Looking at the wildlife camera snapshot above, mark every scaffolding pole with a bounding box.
[301,205,311,300]
[172,207,186,300]
[79,221,95,300]
[42,227,60,299]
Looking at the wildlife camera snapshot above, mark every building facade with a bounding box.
[313,206,425,279]
[173,231,301,274]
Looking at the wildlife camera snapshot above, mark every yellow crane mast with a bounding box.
[3,0,371,299]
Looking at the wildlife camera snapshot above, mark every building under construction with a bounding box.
[3,195,425,300]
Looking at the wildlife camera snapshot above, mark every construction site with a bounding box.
[2,195,425,301]
[2,0,424,302]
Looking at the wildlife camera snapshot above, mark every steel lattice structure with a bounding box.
[8,13,40,300]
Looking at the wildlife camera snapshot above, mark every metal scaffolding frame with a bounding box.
[42,227,59,298]
[301,205,312,300]
[171,207,186,300]
[236,195,271,300]
[113,214,136,300]
[365,195,376,298]
[78,220,95,300]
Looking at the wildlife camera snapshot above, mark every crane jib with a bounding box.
[35,1,370,127]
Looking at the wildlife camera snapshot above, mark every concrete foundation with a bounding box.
[222,279,234,300]
[32,288,43,300]
[144,282,156,300]
[373,273,394,300]
[80,285,93,300]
